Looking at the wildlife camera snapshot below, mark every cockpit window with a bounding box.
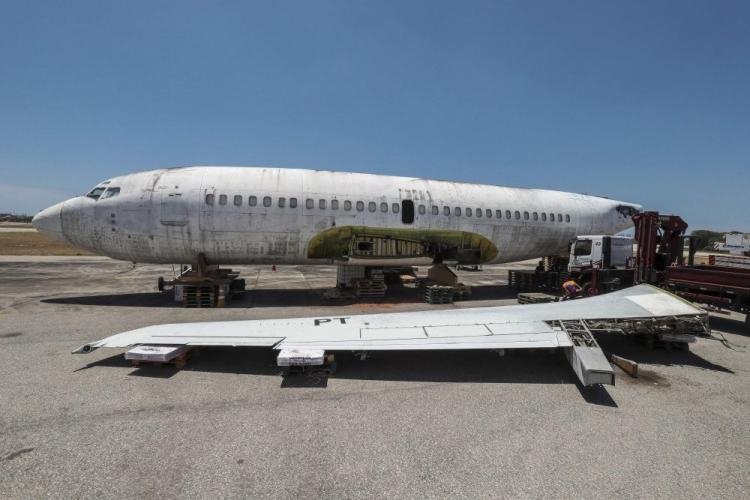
[85,181,111,200]
[100,187,120,200]
[86,187,107,200]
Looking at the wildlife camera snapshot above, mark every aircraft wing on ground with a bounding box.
[73,284,707,386]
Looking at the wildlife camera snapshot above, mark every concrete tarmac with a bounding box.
[0,258,748,498]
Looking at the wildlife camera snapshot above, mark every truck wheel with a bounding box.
[746,312,750,332]
[582,282,598,296]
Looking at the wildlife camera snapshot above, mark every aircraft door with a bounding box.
[160,191,189,226]
[199,187,216,231]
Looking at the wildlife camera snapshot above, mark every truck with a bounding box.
[507,234,634,296]
[511,213,689,295]
[510,212,750,330]
[663,264,750,329]
[566,235,635,294]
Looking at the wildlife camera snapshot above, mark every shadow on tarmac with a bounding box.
[596,332,735,374]
[73,333,736,406]
[76,347,619,404]
[707,315,749,337]
[43,285,518,308]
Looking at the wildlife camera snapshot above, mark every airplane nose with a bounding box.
[32,201,66,241]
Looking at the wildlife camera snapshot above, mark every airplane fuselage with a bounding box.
[33,166,639,266]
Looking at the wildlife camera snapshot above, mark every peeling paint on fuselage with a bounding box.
[49,166,639,266]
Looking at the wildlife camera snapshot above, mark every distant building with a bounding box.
[0,213,33,223]
[714,233,750,255]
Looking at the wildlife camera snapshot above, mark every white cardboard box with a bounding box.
[125,345,191,362]
[277,348,326,366]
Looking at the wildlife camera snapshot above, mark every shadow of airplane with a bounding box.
[43,285,519,309]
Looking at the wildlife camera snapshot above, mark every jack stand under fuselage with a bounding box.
[157,253,246,308]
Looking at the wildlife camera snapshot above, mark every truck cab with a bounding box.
[568,235,633,271]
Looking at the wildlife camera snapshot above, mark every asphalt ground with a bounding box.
[0,257,748,498]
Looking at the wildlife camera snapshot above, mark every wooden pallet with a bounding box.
[183,285,216,308]
[128,347,192,369]
[517,292,558,304]
[423,285,455,304]
[508,270,568,293]
[353,278,387,298]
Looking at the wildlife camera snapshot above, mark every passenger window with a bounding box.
[466,208,472,217]
[565,214,570,223]
[514,211,520,220]
[392,203,400,213]
[263,196,271,207]
[380,202,388,213]
[476,208,482,218]
[432,206,439,215]
[290,198,297,208]
[401,199,414,224]
[306,198,314,209]
[205,194,215,205]
[524,211,529,220]
[234,195,243,206]
[486,209,492,218]
[319,199,326,209]
[344,200,352,211]
[496,210,501,219]
[219,195,227,206]
[557,214,562,222]
[541,213,547,221]
[574,239,593,256]
[331,199,339,210]
[455,207,462,216]
[549,212,554,222]
[506,210,511,219]
[368,202,376,212]
[418,204,426,215]
[278,197,286,208]
[356,201,364,211]
[444,206,450,216]
[533,212,538,221]
[249,196,257,207]
[101,187,120,199]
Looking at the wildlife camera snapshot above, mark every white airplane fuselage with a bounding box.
[33,166,639,266]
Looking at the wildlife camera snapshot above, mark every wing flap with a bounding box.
[279,327,561,351]
[424,324,491,338]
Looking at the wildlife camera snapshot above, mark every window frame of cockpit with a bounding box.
[85,181,111,200]
[99,187,121,200]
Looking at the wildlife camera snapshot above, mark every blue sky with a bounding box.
[1,1,748,231]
